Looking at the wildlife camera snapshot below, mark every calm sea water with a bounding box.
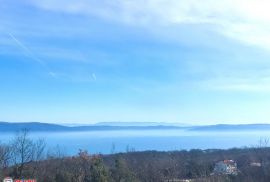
[0,129,269,155]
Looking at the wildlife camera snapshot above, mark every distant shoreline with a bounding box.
[1,121,270,132]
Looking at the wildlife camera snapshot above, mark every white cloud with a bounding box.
[29,0,270,49]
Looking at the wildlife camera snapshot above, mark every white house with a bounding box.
[213,160,237,175]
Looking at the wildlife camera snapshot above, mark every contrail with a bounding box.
[7,32,55,76]
[8,32,46,66]
[92,73,97,81]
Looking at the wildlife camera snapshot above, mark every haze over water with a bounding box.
[1,129,268,155]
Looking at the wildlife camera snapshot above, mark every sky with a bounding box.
[1,0,270,124]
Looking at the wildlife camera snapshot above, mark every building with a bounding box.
[250,162,262,167]
[3,177,13,182]
[213,160,237,175]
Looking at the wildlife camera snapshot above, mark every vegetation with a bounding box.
[1,130,270,181]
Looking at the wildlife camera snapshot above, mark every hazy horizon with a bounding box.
[1,120,270,127]
[1,1,270,124]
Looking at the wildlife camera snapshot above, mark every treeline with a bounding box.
[1,130,270,181]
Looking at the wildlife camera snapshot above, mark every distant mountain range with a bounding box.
[0,121,183,132]
[0,121,270,132]
[94,121,190,127]
[190,124,270,131]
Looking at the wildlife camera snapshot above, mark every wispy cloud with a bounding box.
[28,0,270,49]
[4,0,270,91]
[2,0,270,124]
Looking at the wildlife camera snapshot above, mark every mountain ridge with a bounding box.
[1,121,270,132]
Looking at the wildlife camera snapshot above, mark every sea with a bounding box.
[0,129,269,155]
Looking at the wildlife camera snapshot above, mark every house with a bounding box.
[3,177,13,182]
[250,162,262,167]
[213,160,238,175]
[166,178,194,182]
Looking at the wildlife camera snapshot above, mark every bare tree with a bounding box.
[0,142,11,179]
[33,138,46,161]
[10,129,46,178]
[47,144,66,159]
[0,142,11,168]
[258,137,269,148]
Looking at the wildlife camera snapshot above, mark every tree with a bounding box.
[0,142,11,168]
[0,142,11,179]
[88,156,109,182]
[112,157,139,182]
[10,129,46,178]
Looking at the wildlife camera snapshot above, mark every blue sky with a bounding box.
[1,0,270,124]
